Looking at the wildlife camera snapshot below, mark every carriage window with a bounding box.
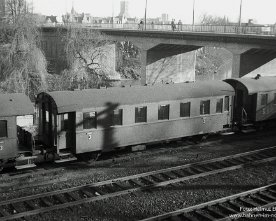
[224,96,230,111]
[216,98,223,113]
[83,112,97,129]
[61,113,68,130]
[274,93,276,104]
[200,100,210,115]
[112,109,123,126]
[0,120,7,138]
[180,102,190,117]
[260,94,268,106]
[135,106,147,123]
[158,104,170,120]
[45,110,49,122]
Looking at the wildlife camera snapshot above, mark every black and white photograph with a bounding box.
[1,0,276,220]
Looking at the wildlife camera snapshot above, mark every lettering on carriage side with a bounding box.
[87,132,92,140]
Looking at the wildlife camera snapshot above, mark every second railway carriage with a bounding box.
[36,80,234,158]
[0,93,35,170]
[225,76,276,126]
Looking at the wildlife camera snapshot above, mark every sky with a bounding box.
[29,0,276,24]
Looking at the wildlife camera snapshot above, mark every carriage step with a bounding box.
[16,163,36,170]
[55,157,77,163]
[58,152,72,157]
[56,151,77,163]
[242,123,254,127]
[241,128,256,133]
[16,156,37,169]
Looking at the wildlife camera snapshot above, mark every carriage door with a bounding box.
[58,113,76,152]
[236,90,244,122]
[244,94,256,121]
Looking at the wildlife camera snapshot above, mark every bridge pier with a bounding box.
[137,44,200,85]
[229,48,276,78]
[231,53,242,78]
[140,50,147,85]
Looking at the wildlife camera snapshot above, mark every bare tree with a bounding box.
[116,41,141,80]
[199,13,229,25]
[60,26,114,89]
[0,0,47,99]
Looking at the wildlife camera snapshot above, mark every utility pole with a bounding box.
[238,0,243,27]
[192,0,195,26]
[144,0,147,30]
[112,0,114,27]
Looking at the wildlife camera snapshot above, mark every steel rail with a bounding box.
[0,146,276,220]
[140,183,276,221]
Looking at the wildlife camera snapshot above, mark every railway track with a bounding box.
[1,146,276,221]
[0,139,217,193]
[140,183,276,221]
[0,167,65,194]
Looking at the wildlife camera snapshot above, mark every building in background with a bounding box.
[117,0,129,23]
[161,13,169,24]
[0,0,6,20]
[62,5,93,24]
[119,1,129,18]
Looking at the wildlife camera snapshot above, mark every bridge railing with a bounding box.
[42,22,276,36]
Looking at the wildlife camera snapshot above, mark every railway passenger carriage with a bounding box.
[0,94,35,170]
[2,76,276,169]
[225,77,276,125]
[36,80,234,158]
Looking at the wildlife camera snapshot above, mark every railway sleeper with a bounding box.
[180,213,198,221]
[168,215,182,221]
[232,158,247,164]
[268,189,276,195]
[160,173,175,180]
[19,215,33,221]
[217,203,238,215]
[128,179,144,188]
[197,165,213,172]
[194,210,215,221]
[202,207,223,219]
[247,195,268,205]
[258,191,276,201]
[40,197,53,207]
[170,170,184,178]
[189,167,204,174]
[238,156,253,162]
[254,193,273,204]
[205,163,223,170]
[200,164,216,171]
[227,158,244,165]
[180,168,197,175]
[54,194,68,204]
[79,188,96,198]
[215,161,230,168]
[10,202,25,214]
[148,174,165,183]
[0,206,10,217]
[101,184,117,193]
[139,177,155,186]
[206,206,226,218]
[228,200,244,211]
[238,197,260,208]
[89,187,107,196]
[178,169,194,176]
[110,182,127,191]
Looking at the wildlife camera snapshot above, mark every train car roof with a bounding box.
[0,93,34,117]
[225,76,276,95]
[41,80,235,114]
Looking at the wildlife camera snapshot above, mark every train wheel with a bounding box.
[77,152,101,162]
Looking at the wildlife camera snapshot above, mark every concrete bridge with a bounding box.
[41,25,276,85]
